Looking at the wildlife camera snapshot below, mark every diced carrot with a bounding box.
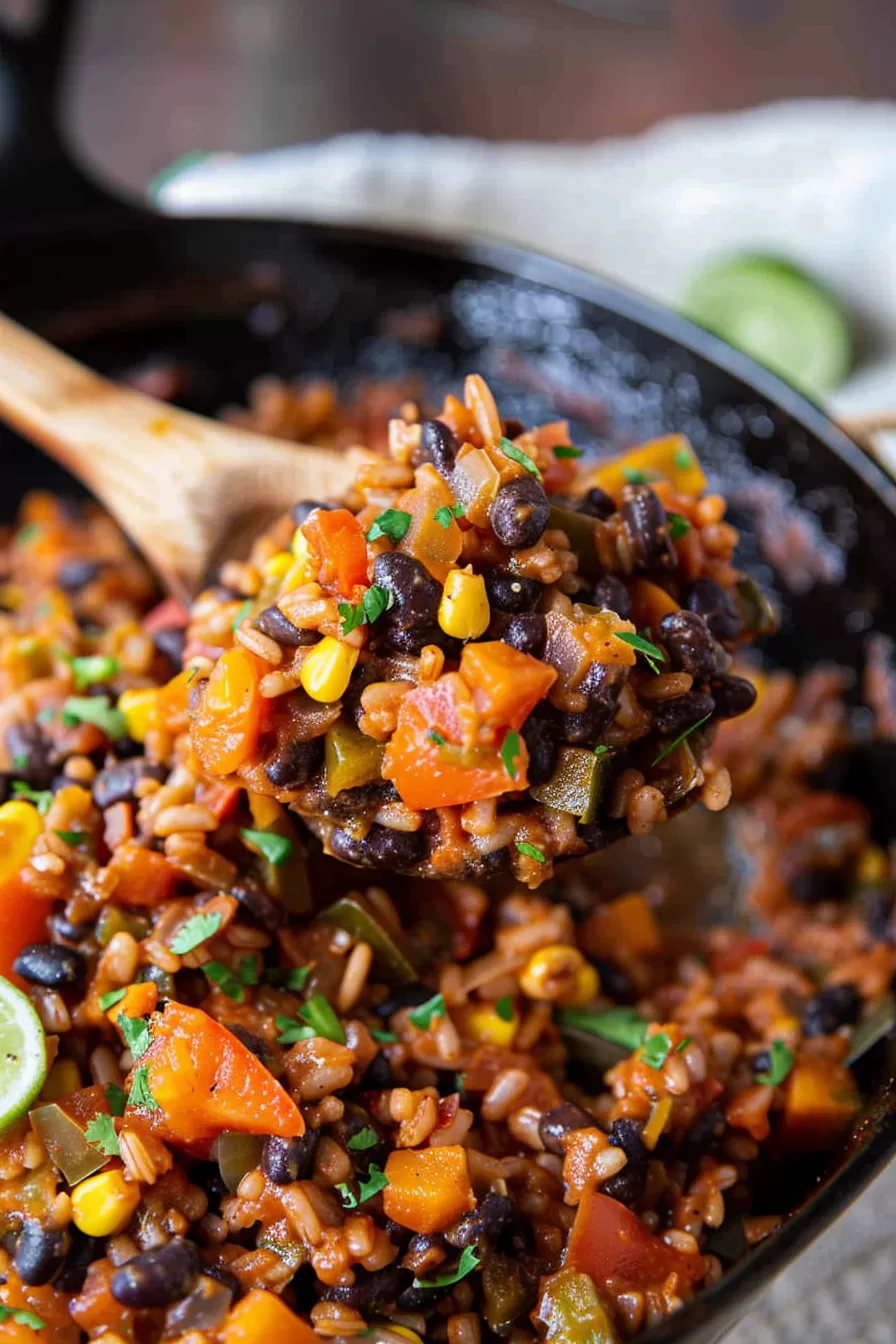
[0,874,50,984]
[301,508,368,598]
[567,1188,704,1294]
[3,1263,81,1344]
[628,578,679,633]
[527,420,575,494]
[192,647,263,777]
[155,667,196,734]
[107,982,158,1031]
[581,893,661,960]
[459,641,557,733]
[383,1145,476,1233]
[780,1060,861,1152]
[438,393,481,448]
[106,842,178,909]
[219,1289,320,1344]
[395,478,463,581]
[135,1002,304,1145]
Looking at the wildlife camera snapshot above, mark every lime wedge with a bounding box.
[682,254,851,401]
[0,976,47,1133]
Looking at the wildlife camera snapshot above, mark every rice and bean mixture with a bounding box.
[0,376,890,1344]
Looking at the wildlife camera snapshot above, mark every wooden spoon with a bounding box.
[0,312,355,600]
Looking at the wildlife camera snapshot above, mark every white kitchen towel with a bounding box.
[155,101,896,1340]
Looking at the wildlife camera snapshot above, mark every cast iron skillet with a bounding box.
[2,5,896,1342]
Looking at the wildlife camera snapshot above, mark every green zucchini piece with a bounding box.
[530,746,615,823]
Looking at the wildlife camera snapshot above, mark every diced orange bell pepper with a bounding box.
[219,1289,320,1344]
[192,647,263,776]
[459,641,556,732]
[588,434,707,498]
[383,1145,476,1233]
[70,1260,133,1339]
[106,842,178,909]
[581,893,661,960]
[135,1002,304,1145]
[568,1187,704,1294]
[438,393,480,448]
[2,1264,81,1344]
[107,981,158,1030]
[0,874,50,984]
[155,667,196,734]
[395,478,463,582]
[301,508,368,598]
[779,1059,861,1152]
[628,578,679,634]
[382,675,528,810]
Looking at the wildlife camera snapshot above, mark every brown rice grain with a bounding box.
[219,560,262,596]
[153,804,218,836]
[448,1314,482,1344]
[234,620,283,664]
[35,991,71,1033]
[638,672,694,702]
[62,755,97,783]
[627,785,668,835]
[337,942,373,1013]
[702,766,733,812]
[119,1128,171,1185]
[481,1069,531,1122]
[100,931,140,985]
[224,924,270,949]
[89,1046,124,1088]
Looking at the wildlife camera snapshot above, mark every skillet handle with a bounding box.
[0,0,120,225]
[838,412,896,480]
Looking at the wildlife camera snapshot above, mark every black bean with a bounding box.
[323,1262,402,1309]
[152,626,186,670]
[290,500,338,526]
[444,1192,512,1247]
[576,487,616,521]
[379,623,433,656]
[608,1117,648,1163]
[256,604,314,649]
[93,758,167,810]
[164,1275,236,1335]
[375,983,436,1018]
[652,690,715,737]
[331,823,425,872]
[620,484,676,570]
[263,735,323,790]
[686,578,741,642]
[490,477,551,549]
[111,1237,202,1308]
[864,887,894,942]
[480,846,512,875]
[802,983,861,1037]
[790,867,849,905]
[521,710,558,786]
[417,418,459,476]
[230,875,287,931]
[47,913,92,944]
[5,722,53,787]
[659,610,717,680]
[709,675,757,719]
[360,1052,394,1089]
[484,568,542,613]
[138,963,176,999]
[57,558,102,591]
[55,1233,103,1294]
[502,612,547,658]
[676,1103,725,1163]
[592,957,636,1004]
[397,1280,446,1311]
[14,1221,68,1286]
[374,553,442,630]
[538,1103,595,1155]
[261,1131,319,1185]
[561,663,622,743]
[227,1025,271,1065]
[592,575,631,619]
[601,1117,650,1204]
[13,943,86,989]
[202,1265,242,1302]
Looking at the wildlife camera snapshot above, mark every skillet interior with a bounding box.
[1,214,895,1342]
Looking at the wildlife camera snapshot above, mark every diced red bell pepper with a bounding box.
[567,1188,704,1295]
[302,507,369,597]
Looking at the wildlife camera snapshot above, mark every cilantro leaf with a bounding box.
[84,1113,120,1157]
[674,445,694,471]
[0,1305,46,1329]
[298,993,346,1044]
[622,467,654,484]
[127,1065,159,1111]
[240,828,293,867]
[653,711,712,765]
[433,501,466,528]
[408,992,445,1031]
[756,1039,795,1087]
[494,996,514,1022]
[414,1244,480,1289]
[336,1162,389,1208]
[231,599,253,632]
[275,1014,315,1045]
[499,437,542,481]
[117,1013,151,1060]
[500,729,522,781]
[55,830,86,847]
[558,1006,649,1052]
[338,602,365,635]
[369,1027,397,1043]
[552,444,583,460]
[347,1126,379,1152]
[594,744,610,756]
[339,585,393,635]
[60,695,127,739]
[105,1083,127,1117]
[667,512,691,540]
[516,841,546,864]
[262,964,311,992]
[615,630,666,674]
[428,730,446,746]
[98,988,127,1011]
[169,910,223,954]
[11,781,52,814]
[367,509,412,543]
[69,654,120,691]
[204,961,247,1002]
[12,752,28,771]
[640,1031,674,1070]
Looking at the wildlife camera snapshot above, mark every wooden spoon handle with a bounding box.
[0,312,354,596]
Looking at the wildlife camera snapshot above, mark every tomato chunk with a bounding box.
[567,1188,704,1295]
[302,508,369,597]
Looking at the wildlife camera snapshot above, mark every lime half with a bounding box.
[0,976,47,1133]
[682,254,851,401]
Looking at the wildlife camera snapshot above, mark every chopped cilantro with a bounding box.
[552,444,583,460]
[127,1065,159,1111]
[516,841,546,864]
[756,1039,795,1087]
[414,1244,480,1288]
[367,508,412,543]
[240,828,293,867]
[594,744,610,757]
[653,711,712,765]
[499,437,542,481]
[615,630,666,674]
[433,501,466,528]
[674,445,694,471]
[369,1027,398,1044]
[204,957,259,1002]
[299,992,346,1044]
[117,1013,151,1060]
[338,585,393,635]
[0,1306,46,1330]
[55,830,86,847]
[12,752,28,771]
[60,695,127,739]
[667,512,691,541]
[500,729,522,781]
[169,910,223,954]
[348,1126,379,1152]
[641,1031,674,1070]
[408,992,445,1031]
[84,1113,120,1157]
[558,1006,649,1052]
[428,730,446,746]
[622,467,653,484]
[69,654,120,691]
[231,599,253,632]
[494,996,514,1022]
[105,1083,127,1117]
[12,781,52,813]
[98,988,127,1011]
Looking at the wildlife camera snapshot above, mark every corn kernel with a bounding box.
[519,944,587,1003]
[438,568,490,640]
[263,551,294,580]
[390,1330,424,1344]
[300,637,359,703]
[117,687,158,743]
[461,1003,518,1049]
[40,1058,81,1102]
[71,1169,140,1237]
[291,527,310,560]
[567,962,600,1007]
[857,844,889,886]
[0,799,43,885]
